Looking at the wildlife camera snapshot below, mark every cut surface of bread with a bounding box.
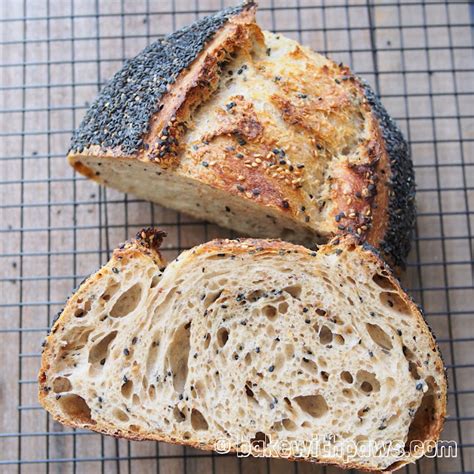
[68,3,414,268]
[39,229,445,472]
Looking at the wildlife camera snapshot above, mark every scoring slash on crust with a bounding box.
[39,229,446,472]
[67,3,415,269]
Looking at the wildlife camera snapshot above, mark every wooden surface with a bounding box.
[1,0,473,473]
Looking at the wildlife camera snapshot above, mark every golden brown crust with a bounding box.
[145,10,258,168]
[68,5,413,266]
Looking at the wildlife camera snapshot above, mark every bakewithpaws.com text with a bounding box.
[214,436,457,459]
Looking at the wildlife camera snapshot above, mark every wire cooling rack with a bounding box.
[1,0,473,473]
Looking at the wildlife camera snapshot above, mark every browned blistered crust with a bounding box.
[144,9,260,168]
[38,231,446,473]
[68,4,412,267]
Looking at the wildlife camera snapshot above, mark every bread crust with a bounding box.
[39,230,446,472]
[68,4,414,267]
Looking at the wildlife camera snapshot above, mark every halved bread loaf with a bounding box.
[68,3,415,268]
[39,229,446,472]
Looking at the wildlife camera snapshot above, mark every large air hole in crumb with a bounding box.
[340,371,353,384]
[110,283,142,317]
[356,370,380,394]
[56,329,94,367]
[372,273,397,291]
[191,409,209,431]
[193,381,204,398]
[366,323,393,350]
[282,418,297,431]
[245,381,255,398]
[248,289,264,302]
[319,325,333,345]
[263,305,277,320]
[380,291,411,315]
[278,301,289,314]
[113,408,129,422]
[88,331,118,365]
[403,346,421,380]
[217,327,229,347]
[150,274,161,288]
[283,284,302,299]
[173,406,186,423]
[251,432,269,449]
[58,394,93,424]
[203,289,223,308]
[146,336,161,376]
[121,379,133,398]
[167,322,191,393]
[53,377,72,393]
[74,298,92,318]
[409,361,421,380]
[294,394,328,418]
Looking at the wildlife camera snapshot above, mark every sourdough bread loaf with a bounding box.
[39,229,445,472]
[68,3,415,268]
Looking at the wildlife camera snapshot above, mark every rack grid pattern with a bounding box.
[1,1,473,473]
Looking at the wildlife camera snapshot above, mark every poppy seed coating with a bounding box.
[70,4,248,155]
[362,80,415,268]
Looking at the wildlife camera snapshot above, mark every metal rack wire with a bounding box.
[0,1,473,473]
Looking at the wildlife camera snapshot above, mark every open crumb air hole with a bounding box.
[58,394,93,424]
[294,394,328,418]
[88,331,118,365]
[191,409,209,431]
[356,370,380,394]
[52,377,72,393]
[216,327,229,347]
[74,297,92,318]
[372,273,397,291]
[167,322,191,393]
[110,283,142,317]
[366,323,393,351]
[379,291,411,315]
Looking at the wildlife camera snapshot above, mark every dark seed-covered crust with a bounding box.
[68,3,414,268]
[361,81,416,268]
[70,3,251,155]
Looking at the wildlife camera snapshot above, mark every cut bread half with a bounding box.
[39,230,445,472]
[68,3,414,268]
